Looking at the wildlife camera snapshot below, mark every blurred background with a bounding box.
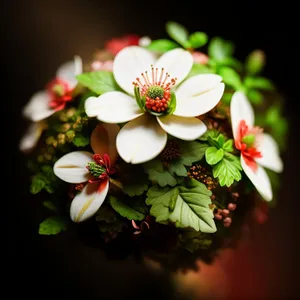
[5,0,300,298]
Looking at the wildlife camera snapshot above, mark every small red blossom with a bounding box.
[105,34,140,56]
[192,51,209,65]
[235,120,263,171]
[47,78,73,111]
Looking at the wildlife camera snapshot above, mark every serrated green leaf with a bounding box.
[76,71,119,95]
[205,147,224,165]
[146,179,216,233]
[168,160,188,177]
[30,175,46,194]
[188,32,208,48]
[166,21,190,48]
[208,37,234,62]
[178,141,208,166]
[218,66,243,90]
[123,179,149,197]
[212,152,242,186]
[39,216,67,235]
[222,139,234,152]
[143,159,177,187]
[147,39,178,52]
[72,133,89,147]
[245,50,265,75]
[247,89,264,105]
[244,76,274,90]
[109,196,145,221]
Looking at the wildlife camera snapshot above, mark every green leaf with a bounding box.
[218,67,243,90]
[208,37,234,62]
[147,39,178,52]
[146,180,216,233]
[143,159,177,187]
[146,186,177,222]
[187,64,214,78]
[247,89,264,105]
[72,133,89,147]
[76,71,119,95]
[42,201,57,212]
[188,32,208,48]
[212,152,242,187]
[168,160,188,177]
[39,216,67,235]
[123,177,149,196]
[205,147,224,165]
[169,179,216,233]
[166,21,190,48]
[30,175,46,194]
[245,50,265,75]
[177,141,208,166]
[222,139,234,152]
[244,76,275,90]
[109,196,145,221]
[218,57,242,69]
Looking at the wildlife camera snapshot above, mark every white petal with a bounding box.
[91,123,120,164]
[157,115,207,141]
[53,151,93,183]
[116,114,167,164]
[56,56,82,89]
[23,91,55,122]
[241,156,273,201]
[113,46,156,95]
[174,74,224,117]
[154,48,193,86]
[70,180,109,222]
[19,122,44,152]
[230,92,254,140]
[256,133,283,173]
[85,91,143,123]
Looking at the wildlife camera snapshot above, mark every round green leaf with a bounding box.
[205,147,224,165]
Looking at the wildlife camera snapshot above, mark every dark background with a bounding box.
[5,0,300,299]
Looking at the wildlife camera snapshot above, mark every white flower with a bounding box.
[85,46,225,164]
[23,56,82,122]
[53,123,120,222]
[230,91,283,201]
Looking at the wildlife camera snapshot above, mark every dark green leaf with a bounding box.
[147,39,178,52]
[109,196,145,221]
[72,133,89,147]
[123,177,149,196]
[30,175,46,194]
[42,201,57,212]
[247,89,264,105]
[166,21,190,48]
[76,71,119,95]
[205,146,224,165]
[39,216,67,235]
[168,160,188,177]
[188,32,208,48]
[178,141,208,166]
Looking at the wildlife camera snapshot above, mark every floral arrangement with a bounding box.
[21,22,287,269]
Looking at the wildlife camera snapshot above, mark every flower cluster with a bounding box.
[21,22,287,264]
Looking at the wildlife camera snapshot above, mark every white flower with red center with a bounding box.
[53,123,119,222]
[23,56,82,122]
[230,91,283,201]
[85,46,225,164]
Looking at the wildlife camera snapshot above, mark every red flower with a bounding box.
[105,34,140,56]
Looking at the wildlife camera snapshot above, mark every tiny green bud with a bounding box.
[66,130,75,141]
[242,134,255,147]
[245,50,265,75]
[87,162,105,178]
[146,85,165,99]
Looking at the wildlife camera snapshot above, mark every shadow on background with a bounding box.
[5,0,300,298]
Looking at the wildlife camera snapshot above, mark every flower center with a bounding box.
[133,66,177,115]
[86,154,114,184]
[47,78,72,111]
[236,120,263,171]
